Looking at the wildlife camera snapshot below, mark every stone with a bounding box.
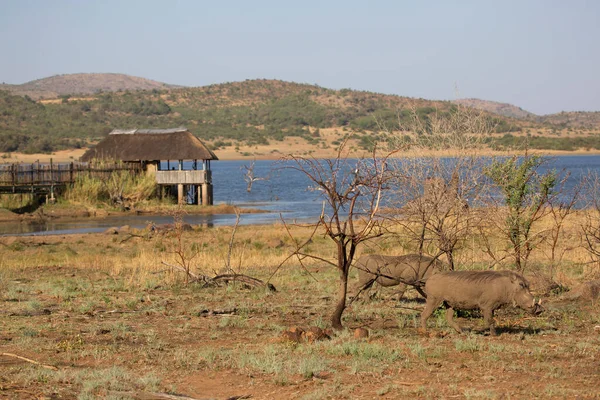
[280,327,304,343]
[303,326,331,342]
[353,328,369,339]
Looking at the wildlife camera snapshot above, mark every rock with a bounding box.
[562,280,600,301]
[280,327,304,343]
[312,371,332,380]
[353,328,369,339]
[303,326,331,342]
[279,326,331,343]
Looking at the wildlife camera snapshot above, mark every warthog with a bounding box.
[420,270,544,335]
[355,254,445,299]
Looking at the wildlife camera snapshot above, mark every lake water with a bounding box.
[3,155,600,236]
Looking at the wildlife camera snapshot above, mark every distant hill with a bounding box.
[453,98,535,119]
[536,111,600,129]
[0,73,180,100]
[1,77,600,155]
[452,98,600,131]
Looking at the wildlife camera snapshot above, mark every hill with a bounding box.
[536,111,600,129]
[452,98,600,131]
[1,78,600,156]
[0,73,179,100]
[452,98,535,119]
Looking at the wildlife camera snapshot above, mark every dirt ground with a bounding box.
[1,228,599,399]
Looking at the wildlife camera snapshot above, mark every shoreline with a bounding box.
[3,147,600,164]
[0,203,267,224]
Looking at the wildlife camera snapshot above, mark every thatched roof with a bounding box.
[80,128,218,162]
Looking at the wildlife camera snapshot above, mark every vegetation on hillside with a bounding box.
[453,98,535,119]
[1,78,599,155]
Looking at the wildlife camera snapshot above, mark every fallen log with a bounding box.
[209,274,277,292]
[161,261,276,291]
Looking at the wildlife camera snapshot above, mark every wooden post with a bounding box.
[49,158,55,203]
[11,163,15,187]
[178,184,184,204]
[201,182,213,206]
[177,160,184,205]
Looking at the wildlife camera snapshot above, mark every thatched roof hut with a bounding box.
[80,127,218,162]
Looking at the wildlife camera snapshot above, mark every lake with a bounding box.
[2,154,600,236]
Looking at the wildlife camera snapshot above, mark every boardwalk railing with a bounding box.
[0,162,142,194]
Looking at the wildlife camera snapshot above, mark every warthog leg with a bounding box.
[445,306,463,333]
[420,296,442,330]
[482,308,496,335]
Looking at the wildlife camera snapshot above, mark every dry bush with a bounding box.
[65,169,156,208]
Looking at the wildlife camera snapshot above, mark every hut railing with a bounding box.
[155,170,209,185]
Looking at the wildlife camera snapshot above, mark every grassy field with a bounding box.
[1,218,599,399]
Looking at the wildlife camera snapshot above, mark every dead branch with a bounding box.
[198,308,237,316]
[267,213,322,283]
[0,352,58,371]
[392,305,425,312]
[127,392,210,400]
[119,232,146,243]
[225,208,242,274]
[209,274,277,292]
[161,261,207,283]
[163,261,275,291]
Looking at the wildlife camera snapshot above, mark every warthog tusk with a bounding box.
[538,299,542,305]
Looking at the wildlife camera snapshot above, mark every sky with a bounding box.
[0,0,598,115]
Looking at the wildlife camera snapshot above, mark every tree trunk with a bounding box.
[446,251,455,271]
[513,241,522,271]
[331,268,349,330]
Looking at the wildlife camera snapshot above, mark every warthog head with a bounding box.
[511,274,544,315]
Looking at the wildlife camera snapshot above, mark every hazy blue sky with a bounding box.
[1,0,598,114]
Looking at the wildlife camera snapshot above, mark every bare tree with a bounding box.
[164,208,201,285]
[384,102,494,152]
[389,156,486,269]
[280,141,396,330]
[580,171,600,274]
[242,160,267,192]
[542,172,580,278]
[378,101,493,269]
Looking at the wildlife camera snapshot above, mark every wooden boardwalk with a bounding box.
[0,161,141,195]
